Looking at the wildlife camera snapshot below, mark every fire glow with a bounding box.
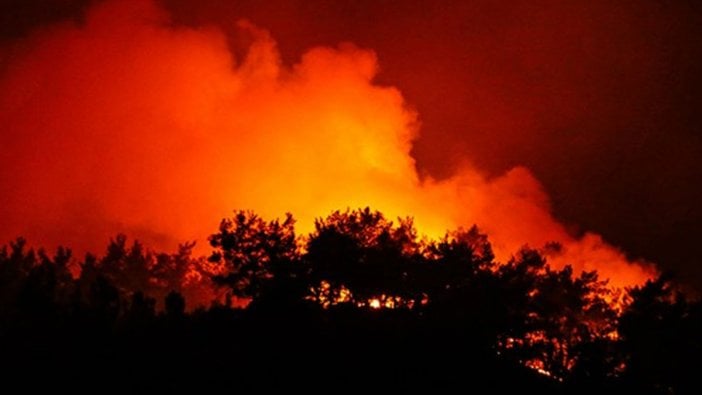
[0,1,654,289]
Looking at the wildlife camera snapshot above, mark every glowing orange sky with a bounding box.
[0,0,654,288]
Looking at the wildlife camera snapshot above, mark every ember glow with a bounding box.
[0,1,654,288]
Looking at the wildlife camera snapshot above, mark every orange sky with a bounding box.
[0,0,657,288]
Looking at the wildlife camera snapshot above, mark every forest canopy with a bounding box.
[0,208,698,393]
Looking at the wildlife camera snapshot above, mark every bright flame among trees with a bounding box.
[205,207,623,379]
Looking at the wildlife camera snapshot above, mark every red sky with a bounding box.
[1,0,700,290]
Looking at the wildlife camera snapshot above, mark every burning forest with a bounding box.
[0,0,700,393]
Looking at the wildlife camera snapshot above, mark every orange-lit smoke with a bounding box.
[0,1,654,288]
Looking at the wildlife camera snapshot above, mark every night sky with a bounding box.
[1,0,701,291]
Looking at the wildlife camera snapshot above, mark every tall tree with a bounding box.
[208,211,301,305]
[306,208,421,306]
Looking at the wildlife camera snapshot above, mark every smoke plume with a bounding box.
[0,0,653,288]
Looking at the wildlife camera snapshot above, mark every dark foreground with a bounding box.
[1,209,700,393]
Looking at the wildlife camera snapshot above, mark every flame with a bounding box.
[308,282,408,310]
[0,0,654,288]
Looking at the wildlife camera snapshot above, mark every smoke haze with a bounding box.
[0,0,655,288]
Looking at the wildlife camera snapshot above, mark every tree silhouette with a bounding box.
[208,211,302,306]
[101,235,154,296]
[164,291,185,318]
[0,238,36,321]
[306,208,421,306]
[0,208,700,394]
[150,241,214,310]
[618,276,700,393]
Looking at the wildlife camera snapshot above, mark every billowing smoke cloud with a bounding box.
[0,0,653,288]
